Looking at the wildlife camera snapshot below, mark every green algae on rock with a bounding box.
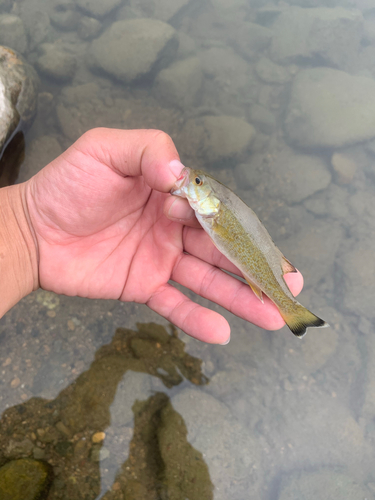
[0,458,53,500]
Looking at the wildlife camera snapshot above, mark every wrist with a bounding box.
[0,183,39,317]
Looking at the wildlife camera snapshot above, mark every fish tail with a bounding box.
[280,303,329,338]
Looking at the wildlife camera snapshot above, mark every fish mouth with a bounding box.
[170,167,190,196]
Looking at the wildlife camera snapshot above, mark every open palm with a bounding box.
[25,128,303,343]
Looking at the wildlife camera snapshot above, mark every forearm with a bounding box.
[0,183,39,317]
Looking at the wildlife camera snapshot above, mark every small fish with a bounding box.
[171,167,328,338]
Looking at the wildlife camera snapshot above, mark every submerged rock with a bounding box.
[285,68,375,148]
[0,46,39,186]
[0,458,53,500]
[278,470,373,500]
[0,15,27,54]
[236,148,331,203]
[154,56,202,109]
[125,0,190,22]
[270,7,363,70]
[89,18,178,84]
[166,389,263,500]
[76,0,123,19]
[36,43,77,82]
[338,243,375,318]
[178,115,255,168]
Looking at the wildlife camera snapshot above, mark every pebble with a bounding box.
[3,357,11,366]
[92,431,106,443]
[10,377,20,388]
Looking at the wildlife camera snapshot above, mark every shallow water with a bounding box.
[1,0,375,498]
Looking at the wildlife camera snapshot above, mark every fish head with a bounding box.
[171,167,220,217]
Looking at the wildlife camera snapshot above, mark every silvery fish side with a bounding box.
[171,166,328,338]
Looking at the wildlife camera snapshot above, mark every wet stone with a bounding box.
[278,470,374,500]
[236,147,331,203]
[179,115,256,168]
[36,44,77,82]
[0,458,53,500]
[248,104,277,134]
[228,21,272,60]
[255,57,290,84]
[5,438,33,458]
[0,15,27,54]
[77,15,102,40]
[285,68,375,149]
[76,0,123,19]
[338,243,375,318]
[89,18,178,84]
[270,7,363,71]
[167,389,263,500]
[154,56,202,110]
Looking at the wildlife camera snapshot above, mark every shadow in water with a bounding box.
[0,323,212,500]
[0,129,25,187]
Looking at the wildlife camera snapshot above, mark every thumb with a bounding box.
[71,127,185,192]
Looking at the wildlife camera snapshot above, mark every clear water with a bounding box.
[0,0,375,498]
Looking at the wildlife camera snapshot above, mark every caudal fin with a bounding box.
[280,304,329,338]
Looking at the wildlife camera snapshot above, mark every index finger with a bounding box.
[71,127,184,192]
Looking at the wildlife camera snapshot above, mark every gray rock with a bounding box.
[198,46,258,116]
[211,0,248,22]
[285,68,375,149]
[0,15,28,54]
[167,389,263,500]
[228,22,272,60]
[5,438,34,458]
[237,148,331,203]
[271,308,339,377]
[179,115,256,168]
[24,10,50,51]
[109,371,152,427]
[255,57,290,84]
[0,46,39,167]
[338,242,375,318]
[36,44,77,82]
[278,470,373,500]
[176,31,196,59]
[249,104,276,134]
[0,0,13,13]
[89,18,178,84]
[125,0,190,22]
[270,7,363,70]
[154,56,202,109]
[281,219,344,288]
[76,0,123,19]
[50,1,81,31]
[262,387,366,474]
[77,15,102,40]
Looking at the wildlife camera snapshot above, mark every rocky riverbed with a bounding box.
[0,0,375,498]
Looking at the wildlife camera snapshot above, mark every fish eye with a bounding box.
[194,176,203,186]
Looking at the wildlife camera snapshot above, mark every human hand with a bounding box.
[24,128,303,343]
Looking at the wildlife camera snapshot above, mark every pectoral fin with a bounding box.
[244,277,264,303]
[281,256,297,274]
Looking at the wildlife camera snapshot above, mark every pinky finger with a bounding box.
[146,283,230,344]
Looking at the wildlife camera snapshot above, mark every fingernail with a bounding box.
[220,336,230,346]
[169,159,185,178]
